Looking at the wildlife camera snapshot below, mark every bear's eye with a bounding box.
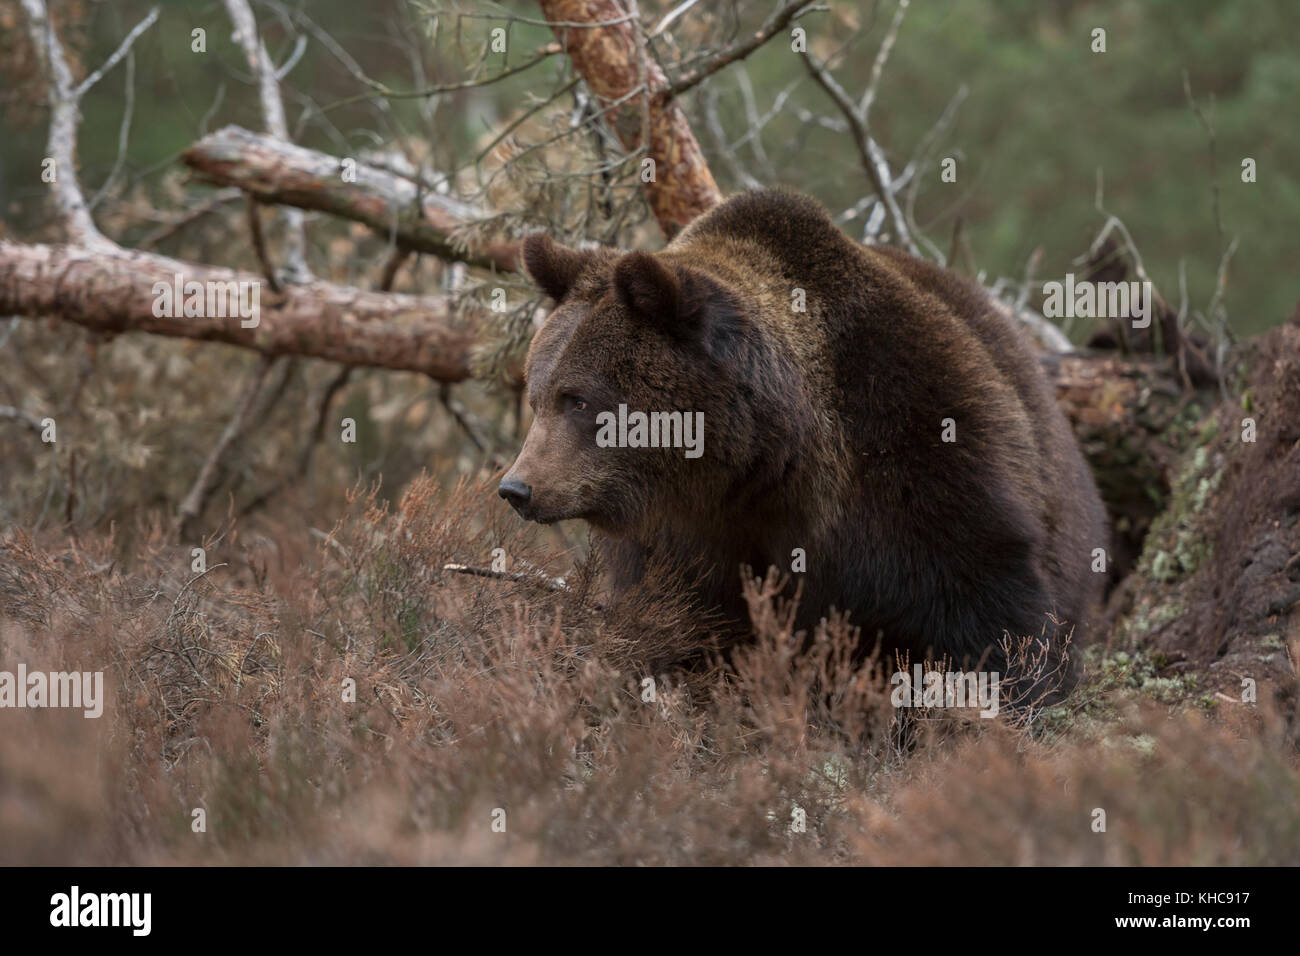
[562,394,588,413]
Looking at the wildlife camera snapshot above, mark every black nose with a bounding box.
[498,476,532,510]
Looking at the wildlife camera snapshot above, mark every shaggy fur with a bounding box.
[503,189,1108,685]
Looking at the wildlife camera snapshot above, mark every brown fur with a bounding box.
[503,189,1108,690]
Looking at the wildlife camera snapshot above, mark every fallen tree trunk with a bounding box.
[0,241,485,382]
[182,126,521,273]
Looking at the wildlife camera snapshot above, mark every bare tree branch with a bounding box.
[72,6,159,98]
[319,42,563,110]
[175,355,276,540]
[0,405,46,433]
[442,562,571,593]
[901,82,968,263]
[665,0,819,98]
[223,0,311,283]
[801,49,918,254]
[245,197,281,291]
[857,0,908,120]
[183,126,521,272]
[18,0,158,249]
[650,0,702,37]
[138,189,243,250]
[87,49,138,213]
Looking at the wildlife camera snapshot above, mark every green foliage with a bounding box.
[710,0,1299,336]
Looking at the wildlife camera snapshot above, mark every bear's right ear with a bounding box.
[614,252,726,342]
[522,233,591,303]
[613,251,681,330]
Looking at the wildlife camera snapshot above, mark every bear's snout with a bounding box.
[498,475,533,516]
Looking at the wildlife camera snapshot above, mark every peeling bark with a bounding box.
[536,0,722,236]
[0,241,483,382]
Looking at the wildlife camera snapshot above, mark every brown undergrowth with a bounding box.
[2,470,1297,865]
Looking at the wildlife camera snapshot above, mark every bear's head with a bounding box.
[498,233,765,533]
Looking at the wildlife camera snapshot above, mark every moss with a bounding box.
[1149,549,1178,582]
[1195,417,1220,446]
[813,754,852,794]
[1149,601,1183,630]
[1139,674,1197,704]
[1072,647,1201,712]
[1127,734,1158,756]
[1134,437,1224,585]
[1122,597,1184,642]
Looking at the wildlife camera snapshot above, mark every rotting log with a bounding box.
[1050,351,1215,582]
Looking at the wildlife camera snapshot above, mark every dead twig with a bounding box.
[799,2,918,255]
[664,0,821,98]
[442,562,570,593]
[175,357,276,540]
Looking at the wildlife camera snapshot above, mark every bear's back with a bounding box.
[865,244,1108,637]
[674,190,1107,663]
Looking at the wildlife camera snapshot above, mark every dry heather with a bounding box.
[2,470,1298,866]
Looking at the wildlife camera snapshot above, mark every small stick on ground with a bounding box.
[442,562,570,593]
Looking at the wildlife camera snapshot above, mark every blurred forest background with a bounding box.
[3,0,1297,332]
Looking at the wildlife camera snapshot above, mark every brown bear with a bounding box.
[501,188,1107,695]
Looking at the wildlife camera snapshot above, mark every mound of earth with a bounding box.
[1106,308,1300,703]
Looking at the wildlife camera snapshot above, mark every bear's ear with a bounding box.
[613,251,686,334]
[614,252,742,345]
[522,233,591,302]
